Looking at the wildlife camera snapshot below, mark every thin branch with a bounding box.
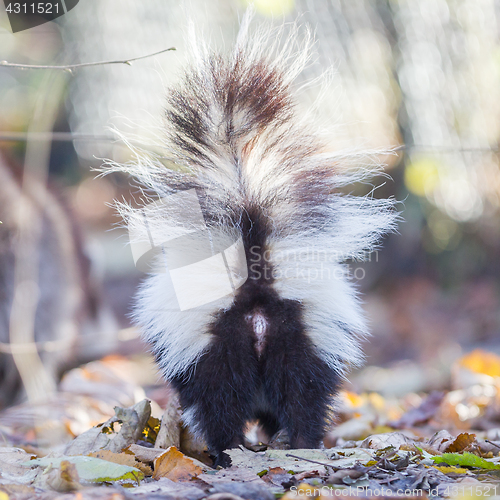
[485,439,500,450]
[285,453,341,470]
[0,47,176,71]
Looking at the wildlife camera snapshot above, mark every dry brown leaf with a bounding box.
[89,449,153,476]
[153,446,202,482]
[294,469,321,481]
[155,393,181,449]
[445,432,476,453]
[428,430,455,453]
[126,444,165,464]
[65,399,151,456]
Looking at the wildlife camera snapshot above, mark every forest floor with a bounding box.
[0,349,499,500]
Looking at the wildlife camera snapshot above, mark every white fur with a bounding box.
[181,404,204,441]
[106,11,398,380]
[134,270,234,379]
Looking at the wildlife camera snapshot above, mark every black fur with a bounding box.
[170,210,341,462]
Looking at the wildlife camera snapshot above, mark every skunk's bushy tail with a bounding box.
[105,12,398,379]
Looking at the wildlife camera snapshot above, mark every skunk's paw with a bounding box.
[212,451,232,468]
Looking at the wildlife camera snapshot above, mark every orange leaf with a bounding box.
[152,447,202,482]
[445,433,476,453]
[458,350,500,378]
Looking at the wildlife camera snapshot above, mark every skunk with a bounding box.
[106,14,398,466]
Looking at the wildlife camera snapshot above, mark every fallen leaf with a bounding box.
[294,469,321,481]
[444,433,476,453]
[89,449,152,476]
[27,456,144,483]
[428,430,455,453]
[432,465,471,474]
[155,394,181,449]
[153,446,202,481]
[64,399,151,456]
[0,448,38,484]
[432,451,500,470]
[125,444,165,464]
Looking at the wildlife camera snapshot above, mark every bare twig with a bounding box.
[485,439,500,450]
[0,47,175,71]
[285,453,341,470]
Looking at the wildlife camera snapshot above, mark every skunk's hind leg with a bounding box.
[171,331,259,462]
[262,299,341,448]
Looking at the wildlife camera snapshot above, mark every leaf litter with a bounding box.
[0,351,499,499]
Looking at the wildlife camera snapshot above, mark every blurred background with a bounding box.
[0,0,500,416]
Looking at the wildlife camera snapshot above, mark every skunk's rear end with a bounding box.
[107,15,398,465]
